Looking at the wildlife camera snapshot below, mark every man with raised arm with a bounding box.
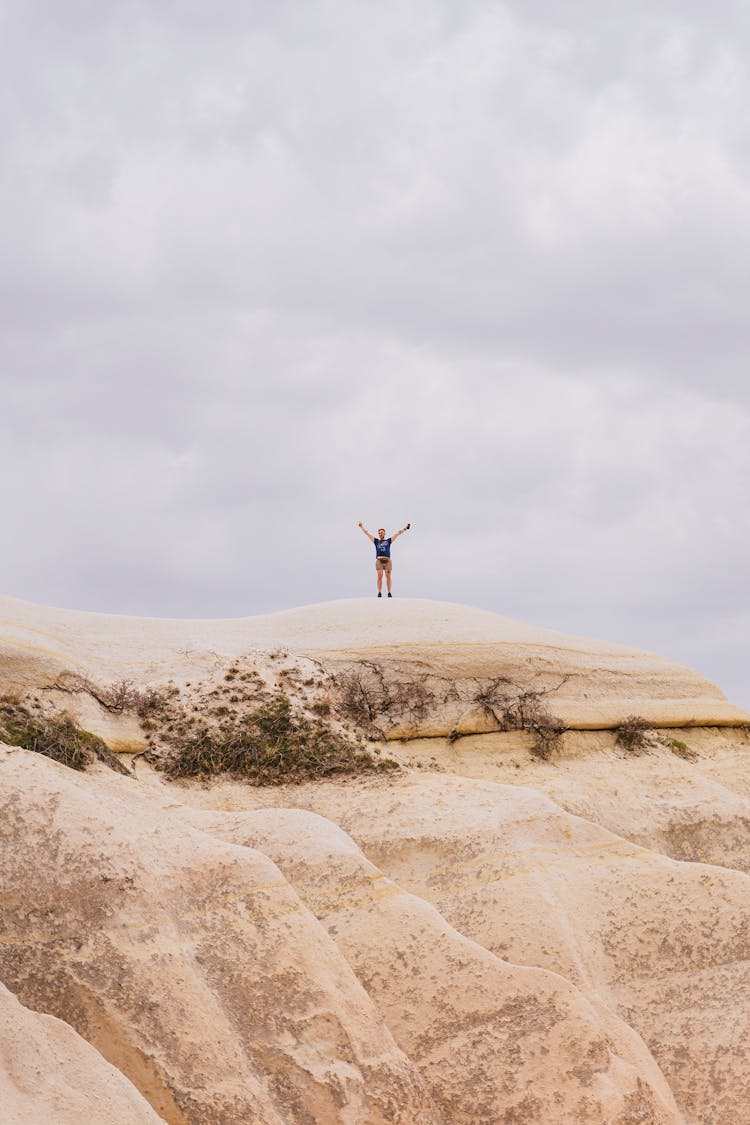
[358,521,411,597]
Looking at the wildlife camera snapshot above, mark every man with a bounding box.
[358,521,411,597]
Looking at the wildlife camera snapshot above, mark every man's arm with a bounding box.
[390,523,411,542]
[358,521,375,543]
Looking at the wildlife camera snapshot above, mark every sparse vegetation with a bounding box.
[527,715,567,761]
[661,734,697,761]
[336,662,568,761]
[336,663,436,731]
[91,660,396,785]
[616,719,698,760]
[615,715,651,753]
[337,668,382,726]
[0,696,129,774]
[97,679,163,718]
[469,676,567,761]
[161,693,397,784]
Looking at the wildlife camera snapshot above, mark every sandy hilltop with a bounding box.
[2,594,750,1124]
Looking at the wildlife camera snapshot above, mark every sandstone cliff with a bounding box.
[1,594,749,1123]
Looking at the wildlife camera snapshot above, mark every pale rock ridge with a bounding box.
[0,595,747,735]
[2,593,750,1124]
[181,805,683,1124]
[272,774,750,1124]
[0,747,438,1125]
[0,979,164,1125]
[515,735,750,875]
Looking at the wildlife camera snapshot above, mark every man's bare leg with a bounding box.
[377,567,383,594]
[385,567,392,595]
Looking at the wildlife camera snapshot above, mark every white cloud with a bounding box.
[0,0,748,704]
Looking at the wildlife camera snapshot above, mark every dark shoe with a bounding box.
[387,592,392,597]
[378,592,382,597]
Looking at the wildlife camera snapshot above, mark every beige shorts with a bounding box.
[375,557,392,573]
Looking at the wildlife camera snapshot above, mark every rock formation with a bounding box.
[0,979,161,1125]
[1,594,749,1123]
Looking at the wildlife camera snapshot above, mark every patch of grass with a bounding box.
[662,735,697,761]
[615,715,651,753]
[0,696,129,774]
[159,693,398,785]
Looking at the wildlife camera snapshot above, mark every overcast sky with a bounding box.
[1,0,749,705]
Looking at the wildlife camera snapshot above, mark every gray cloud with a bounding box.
[1,0,749,705]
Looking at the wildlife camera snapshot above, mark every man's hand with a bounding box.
[358,521,363,528]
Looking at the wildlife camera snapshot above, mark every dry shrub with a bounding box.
[337,670,381,725]
[615,715,651,753]
[0,696,129,774]
[527,716,567,761]
[337,663,567,760]
[472,678,567,761]
[99,679,164,717]
[161,693,397,785]
[336,663,434,731]
[97,679,138,712]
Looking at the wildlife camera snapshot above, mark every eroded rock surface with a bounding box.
[180,805,682,1124]
[0,747,437,1125]
[0,979,163,1125]
[2,594,750,1123]
[1,595,747,741]
[229,773,750,1124]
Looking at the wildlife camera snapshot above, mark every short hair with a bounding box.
[378,528,386,535]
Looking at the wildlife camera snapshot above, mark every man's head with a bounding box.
[378,528,386,539]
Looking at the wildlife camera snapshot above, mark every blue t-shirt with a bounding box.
[374,537,392,558]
